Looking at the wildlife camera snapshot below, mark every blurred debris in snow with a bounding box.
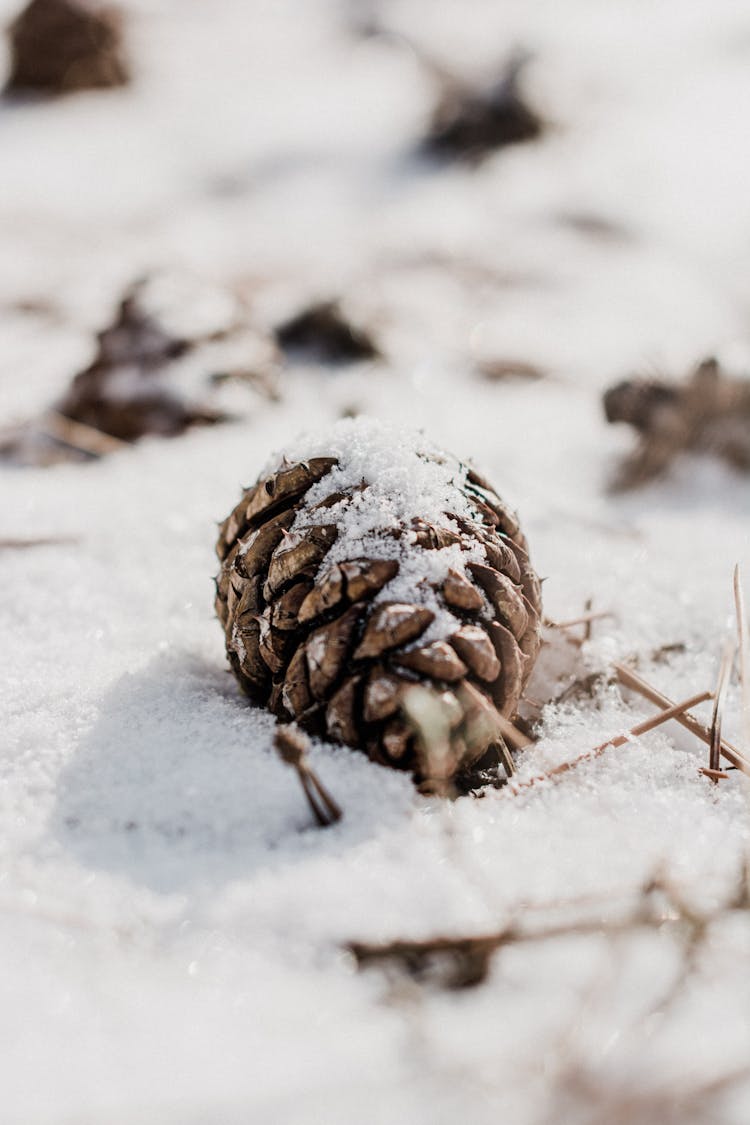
[4,0,129,97]
[604,356,750,490]
[275,300,381,366]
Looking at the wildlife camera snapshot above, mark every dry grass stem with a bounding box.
[708,639,734,776]
[545,610,613,631]
[298,766,343,828]
[615,662,750,775]
[698,767,729,781]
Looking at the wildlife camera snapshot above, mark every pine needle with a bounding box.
[708,638,734,776]
[734,564,750,754]
[348,873,724,991]
[546,609,613,631]
[614,662,750,776]
[509,689,712,795]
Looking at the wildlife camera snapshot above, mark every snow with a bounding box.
[2,0,750,1122]
[279,417,490,641]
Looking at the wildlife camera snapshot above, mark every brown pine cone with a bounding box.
[5,0,128,97]
[215,422,542,789]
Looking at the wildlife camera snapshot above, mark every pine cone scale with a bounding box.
[468,562,529,640]
[449,625,501,682]
[353,603,435,660]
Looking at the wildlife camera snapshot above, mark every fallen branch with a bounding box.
[545,610,613,632]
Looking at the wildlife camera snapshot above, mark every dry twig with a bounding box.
[349,872,737,991]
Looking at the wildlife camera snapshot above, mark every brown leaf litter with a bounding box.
[4,0,128,98]
[603,356,750,489]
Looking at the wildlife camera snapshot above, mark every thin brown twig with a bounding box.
[545,610,613,631]
[299,766,343,827]
[698,767,729,781]
[614,662,750,776]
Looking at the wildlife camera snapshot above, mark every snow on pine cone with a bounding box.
[215,420,542,787]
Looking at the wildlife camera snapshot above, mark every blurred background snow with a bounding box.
[1,1,750,1122]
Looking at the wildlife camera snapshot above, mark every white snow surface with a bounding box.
[1,1,750,1123]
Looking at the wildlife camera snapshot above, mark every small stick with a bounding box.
[509,689,712,795]
[274,725,342,828]
[615,662,750,776]
[350,912,655,970]
[545,610,613,631]
[699,768,729,782]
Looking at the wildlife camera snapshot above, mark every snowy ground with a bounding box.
[2,1,750,1122]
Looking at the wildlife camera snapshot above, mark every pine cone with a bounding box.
[215,423,542,788]
[5,0,129,97]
